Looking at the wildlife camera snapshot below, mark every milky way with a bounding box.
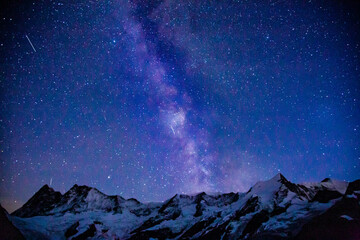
[0,0,359,212]
[122,2,216,193]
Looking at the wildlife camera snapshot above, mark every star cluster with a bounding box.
[0,0,359,212]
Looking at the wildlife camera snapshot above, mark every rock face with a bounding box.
[12,184,62,217]
[295,196,360,240]
[12,184,128,217]
[7,174,360,240]
[0,204,25,240]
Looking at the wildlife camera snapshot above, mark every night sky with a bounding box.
[1,0,359,212]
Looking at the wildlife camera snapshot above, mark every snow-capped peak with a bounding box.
[320,178,348,194]
[9,174,360,240]
[248,174,286,203]
[246,173,312,211]
[271,173,287,181]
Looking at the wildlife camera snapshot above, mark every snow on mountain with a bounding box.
[7,174,360,240]
[320,178,349,194]
[303,177,349,194]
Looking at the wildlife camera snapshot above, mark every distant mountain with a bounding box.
[6,174,360,240]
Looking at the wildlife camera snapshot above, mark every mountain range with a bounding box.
[1,173,360,239]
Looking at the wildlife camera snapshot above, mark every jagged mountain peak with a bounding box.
[9,175,360,240]
[12,184,62,217]
[247,173,310,209]
[271,172,287,181]
[67,184,93,193]
[195,191,207,197]
[321,177,331,182]
[253,173,288,186]
[251,173,289,191]
[126,198,141,204]
[62,185,109,202]
[38,184,52,191]
[34,184,59,196]
[319,178,349,195]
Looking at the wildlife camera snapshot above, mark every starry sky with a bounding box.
[1,0,359,212]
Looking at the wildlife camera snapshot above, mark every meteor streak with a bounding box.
[170,125,175,135]
[25,34,36,52]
